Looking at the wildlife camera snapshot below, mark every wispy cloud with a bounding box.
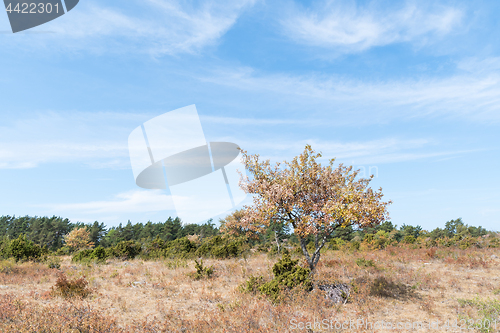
[42,189,174,214]
[281,1,463,52]
[228,136,479,165]
[200,61,500,123]
[201,115,313,126]
[2,0,256,55]
[0,111,145,169]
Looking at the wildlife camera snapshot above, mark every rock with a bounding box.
[318,283,350,304]
[491,255,498,259]
[133,280,146,286]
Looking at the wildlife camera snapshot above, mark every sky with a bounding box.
[0,0,499,231]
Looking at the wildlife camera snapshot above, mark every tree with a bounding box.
[228,145,391,271]
[220,209,260,240]
[400,224,422,239]
[64,228,94,251]
[87,221,107,246]
[445,218,464,237]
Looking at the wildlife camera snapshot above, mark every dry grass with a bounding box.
[0,245,499,332]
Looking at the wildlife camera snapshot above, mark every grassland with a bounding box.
[1,245,499,332]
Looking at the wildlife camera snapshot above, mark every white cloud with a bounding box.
[2,0,256,55]
[0,111,147,169]
[201,115,311,126]
[281,1,463,52]
[200,62,500,123]
[43,189,174,214]
[232,137,477,165]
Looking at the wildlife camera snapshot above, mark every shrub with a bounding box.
[425,247,437,259]
[141,237,198,260]
[457,298,500,333]
[239,275,265,294]
[425,238,438,248]
[140,237,167,259]
[72,249,93,263]
[254,253,312,303]
[329,237,346,251]
[45,256,61,269]
[373,237,389,249]
[1,235,46,262]
[0,259,15,274]
[195,235,245,259]
[91,246,107,261]
[458,237,475,250]
[255,243,270,252]
[348,241,360,251]
[402,235,416,244]
[188,259,214,280]
[50,272,92,299]
[488,237,500,248]
[107,241,141,260]
[54,246,72,256]
[72,245,108,263]
[163,237,197,259]
[356,258,376,268]
[363,234,374,242]
[369,276,411,299]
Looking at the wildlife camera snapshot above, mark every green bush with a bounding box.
[54,246,72,256]
[163,237,197,258]
[140,237,168,259]
[188,259,214,280]
[402,235,416,244]
[72,246,108,263]
[348,241,360,251]
[106,241,141,260]
[72,249,94,263]
[239,275,265,294]
[373,237,389,249]
[141,237,197,260]
[249,253,312,303]
[488,237,500,248]
[0,235,46,262]
[329,237,346,251]
[363,234,374,242]
[195,235,244,259]
[356,258,376,268]
[0,259,16,274]
[457,297,500,333]
[458,237,477,250]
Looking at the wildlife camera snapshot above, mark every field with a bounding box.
[1,245,499,332]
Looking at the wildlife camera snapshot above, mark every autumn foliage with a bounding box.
[64,227,94,251]
[230,145,391,270]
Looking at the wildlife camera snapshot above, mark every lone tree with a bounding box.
[64,227,94,251]
[227,145,391,271]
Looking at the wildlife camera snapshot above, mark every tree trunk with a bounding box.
[274,231,281,254]
[299,234,328,272]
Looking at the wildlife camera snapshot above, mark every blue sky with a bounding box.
[0,0,499,231]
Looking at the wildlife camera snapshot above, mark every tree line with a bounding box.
[0,215,218,251]
[0,214,491,253]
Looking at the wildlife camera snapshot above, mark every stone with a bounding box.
[317,283,350,304]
